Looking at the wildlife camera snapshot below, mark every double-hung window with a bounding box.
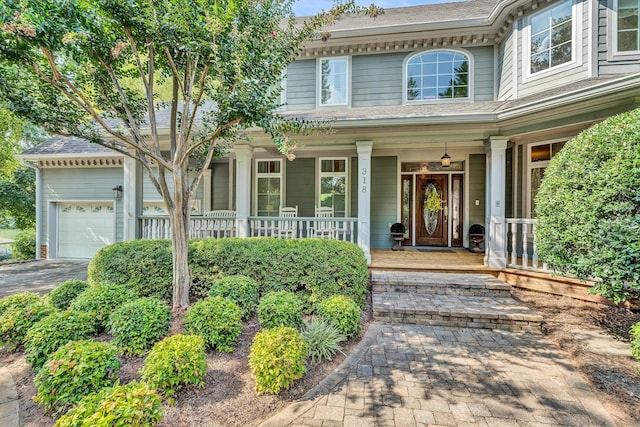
[319,158,348,217]
[255,160,282,216]
[616,0,640,53]
[405,50,470,102]
[318,57,348,106]
[529,0,574,75]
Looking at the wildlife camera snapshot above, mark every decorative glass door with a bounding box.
[416,174,448,246]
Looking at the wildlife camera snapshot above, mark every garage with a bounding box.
[57,202,115,259]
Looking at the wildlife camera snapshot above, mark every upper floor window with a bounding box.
[318,57,348,106]
[616,0,640,52]
[405,50,470,102]
[529,0,573,74]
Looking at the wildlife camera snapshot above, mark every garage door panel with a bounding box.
[58,203,114,259]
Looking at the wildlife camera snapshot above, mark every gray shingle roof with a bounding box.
[21,135,115,156]
[318,0,501,31]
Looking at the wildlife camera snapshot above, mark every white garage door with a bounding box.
[58,202,115,259]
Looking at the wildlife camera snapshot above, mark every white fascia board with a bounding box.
[20,152,124,161]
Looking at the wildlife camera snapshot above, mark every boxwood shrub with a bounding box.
[107,297,171,355]
[316,295,361,338]
[70,284,137,331]
[140,334,208,398]
[54,381,163,427]
[210,275,260,320]
[25,310,96,369]
[0,299,55,351]
[34,340,120,414]
[257,291,303,330]
[183,296,242,352]
[535,108,640,303]
[89,238,368,308]
[88,239,173,301]
[249,326,307,395]
[47,279,89,310]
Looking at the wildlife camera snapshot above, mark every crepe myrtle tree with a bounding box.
[0,0,381,308]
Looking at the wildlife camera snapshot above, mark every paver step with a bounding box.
[371,271,512,298]
[372,292,543,333]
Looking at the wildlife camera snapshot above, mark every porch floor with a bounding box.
[370,248,498,275]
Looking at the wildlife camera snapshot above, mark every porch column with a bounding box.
[356,140,373,264]
[484,137,508,268]
[124,156,142,241]
[234,145,253,238]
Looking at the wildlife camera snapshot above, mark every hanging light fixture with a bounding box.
[441,142,451,167]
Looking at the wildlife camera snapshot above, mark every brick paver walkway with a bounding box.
[261,323,616,427]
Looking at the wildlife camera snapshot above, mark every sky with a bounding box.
[292,0,450,16]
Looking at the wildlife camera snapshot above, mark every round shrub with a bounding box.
[11,228,36,260]
[209,275,259,319]
[54,381,163,427]
[183,296,242,352]
[47,279,89,310]
[140,334,207,398]
[302,316,345,365]
[257,291,303,330]
[0,299,55,351]
[631,322,640,361]
[107,297,171,355]
[25,311,96,369]
[88,239,173,302]
[34,340,120,414]
[249,326,307,395]
[70,284,137,331]
[535,108,640,303]
[316,295,361,338]
[0,291,41,315]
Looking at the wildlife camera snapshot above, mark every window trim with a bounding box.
[525,139,566,218]
[402,48,474,105]
[609,0,640,60]
[273,68,287,112]
[522,0,583,82]
[316,56,350,108]
[317,157,349,217]
[254,159,283,217]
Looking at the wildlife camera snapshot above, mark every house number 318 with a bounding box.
[361,168,367,193]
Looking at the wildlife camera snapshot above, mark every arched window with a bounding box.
[405,50,470,102]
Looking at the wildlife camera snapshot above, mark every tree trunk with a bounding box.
[170,171,191,308]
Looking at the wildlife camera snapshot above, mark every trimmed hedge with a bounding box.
[34,340,120,414]
[316,295,361,338]
[25,311,96,369]
[257,291,303,330]
[107,297,171,356]
[88,239,173,301]
[89,238,368,308]
[209,275,259,320]
[535,108,640,303]
[47,279,89,310]
[70,284,138,331]
[54,381,163,427]
[0,299,55,351]
[183,296,242,352]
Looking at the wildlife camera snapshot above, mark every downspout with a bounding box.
[22,160,42,260]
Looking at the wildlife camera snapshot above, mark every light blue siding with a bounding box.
[352,53,404,107]
[497,28,514,101]
[468,155,485,226]
[371,156,397,249]
[597,1,640,74]
[471,46,495,101]
[285,59,316,110]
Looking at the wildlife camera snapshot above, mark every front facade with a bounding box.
[22,0,640,267]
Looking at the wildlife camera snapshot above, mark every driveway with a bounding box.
[0,260,89,298]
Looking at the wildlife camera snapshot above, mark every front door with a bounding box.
[415,175,448,246]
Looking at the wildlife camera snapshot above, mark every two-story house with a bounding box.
[21,0,640,268]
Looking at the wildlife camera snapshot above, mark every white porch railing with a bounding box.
[249,216,357,243]
[505,218,548,272]
[139,215,357,243]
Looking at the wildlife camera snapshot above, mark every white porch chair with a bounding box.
[278,206,298,238]
[313,206,334,238]
[203,210,236,238]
